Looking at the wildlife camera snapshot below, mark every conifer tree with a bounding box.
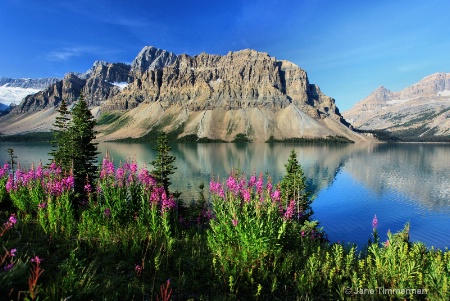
[280,149,312,222]
[49,95,98,200]
[150,132,177,194]
[68,94,99,197]
[49,99,71,169]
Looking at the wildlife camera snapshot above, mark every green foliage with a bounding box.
[49,99,71,168]
[49,95,99,200]
[69,95,99,196]
[280,149,313,223]
[150,132,177,194]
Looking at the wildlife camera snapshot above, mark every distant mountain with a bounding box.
[343,73,450,141]
[0,77,60,106]
[0,46,372,143]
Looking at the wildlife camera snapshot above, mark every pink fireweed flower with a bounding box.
[266,181,273,194]
[49,162,57,171]
[271,189,281,202]
[150,186,164,204]
[10,248,17,257]
[135,264,143,275]
[248,175,257,187]
[84,183,92,193]
[161,192,176,213]
[210,181,225,198]
[3,263,14,272]
[242,188,251,202]
[138,168,156,189]
[35,163,43,178]
[5,176,14,192]
[104,208,111,218]
[38,203,47,209]
[30,256,41,263]
[384,240,390,247]
[232,218,238,227]
[372,214,378,229]
[116,167,124,180]
[130,162,138,174]
[226,176,240,195]
[8,214,17,226]
[284,200,296,220]
[256,174,264,195]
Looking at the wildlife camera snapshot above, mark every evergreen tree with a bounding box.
[150,132,177,194]
[49,99,71,169]
[68,94,99,197]
[280,149,313,222]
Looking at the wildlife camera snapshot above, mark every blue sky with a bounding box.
[1,0,449,111]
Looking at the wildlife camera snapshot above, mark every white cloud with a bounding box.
[45,47,91,61]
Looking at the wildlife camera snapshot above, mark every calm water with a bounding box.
[1,142,449,249]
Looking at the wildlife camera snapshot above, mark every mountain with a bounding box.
[343,73,450,140]
[0,77,60,106]
[1,46,372,143]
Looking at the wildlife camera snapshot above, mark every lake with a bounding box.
[1,141,449,249]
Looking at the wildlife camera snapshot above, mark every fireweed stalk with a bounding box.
[6,162,74,219]
[207,172,321,296]
[1,214,18,273]
[78,157,177,252]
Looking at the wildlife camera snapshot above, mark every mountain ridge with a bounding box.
[343,72,450,140]
[0,46,372,143]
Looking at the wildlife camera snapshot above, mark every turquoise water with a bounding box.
[1,142,449,249]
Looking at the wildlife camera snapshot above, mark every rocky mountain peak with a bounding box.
[131,46,177,75]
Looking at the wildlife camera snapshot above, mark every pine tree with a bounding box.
[150,132,177,194]
[68,94,99,197]
[49,99,71,169]
[280,149,312,222]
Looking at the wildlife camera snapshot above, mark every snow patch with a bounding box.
[385,99,411,106]
[437,90,450,96]
[112,82,128,91]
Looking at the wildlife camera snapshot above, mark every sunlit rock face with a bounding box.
[343,73,450,139]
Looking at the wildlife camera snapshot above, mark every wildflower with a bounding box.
[271,189,281,202]
[284,200,296,220]
[3,263,14,271]
[30,256,41,263]
[256,174,264,195]
[161,192,176,213]
[130,162,138,174]
[384,240,390,247]
[232,218,238,227]
[242,188,251,202]
[226,175,240,195]
[10,248,17,257]
[38,203,47,209]
[372,214,378,229]
[104,208,111,218]
[266,181,273,194]
[301,231,305,237]
[9,214,17,225]
[135,264,143,275]
[84,182,92,193]
[248,175,257,187]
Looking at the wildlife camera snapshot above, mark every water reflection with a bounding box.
[1,141,449,247]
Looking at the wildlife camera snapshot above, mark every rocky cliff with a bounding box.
[1,46,371,142]
[343,73,450,140]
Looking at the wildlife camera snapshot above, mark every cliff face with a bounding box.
[343,73,450,139]
[104,49,342,121]
[1,46,371,142]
